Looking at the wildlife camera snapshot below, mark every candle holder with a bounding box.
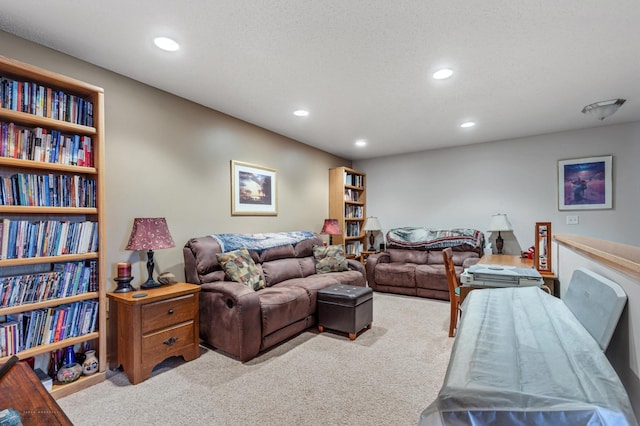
[114,276,136,293]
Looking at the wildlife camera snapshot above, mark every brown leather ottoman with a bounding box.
[317,284,373,340]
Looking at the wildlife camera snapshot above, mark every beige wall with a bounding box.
[0,31,351,285]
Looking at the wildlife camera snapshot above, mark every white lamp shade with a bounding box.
[363,217,382,231]
[488,213,512,232]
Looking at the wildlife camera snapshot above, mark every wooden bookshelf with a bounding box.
[0,55,106,399]
[329,167,366,257]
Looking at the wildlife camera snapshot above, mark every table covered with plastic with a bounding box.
[420,283,637,425]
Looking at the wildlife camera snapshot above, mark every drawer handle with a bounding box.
[168,309,174,315]
[163,336,178,346]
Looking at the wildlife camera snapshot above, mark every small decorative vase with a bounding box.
[57,346,82,384]
[47,350,60,380]
[57,362,82,384]
[82,350,99,376]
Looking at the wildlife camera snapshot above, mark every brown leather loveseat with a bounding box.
[183,231,365,361]
[365,227,484,301]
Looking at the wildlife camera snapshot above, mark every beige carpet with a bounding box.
[58,292,454,425]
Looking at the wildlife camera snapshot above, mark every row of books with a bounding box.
[0,219,98,260]
[0,260,98,309]
[345,221,362,237]
[343,171,364,188]
[0,172,97,207]
[0,77,94,126]
[344,205,364,219]
[344,189,360,202]
[0,299,99,357]
[345,241,365,256]
[0,121,93,166]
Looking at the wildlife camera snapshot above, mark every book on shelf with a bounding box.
[0,121,94,166]
[0,261,95,309]
[0,172,96,208]
[0,299,98,356]
[0,77,94,126]
[343,171,364,188]
[0,220,98,259]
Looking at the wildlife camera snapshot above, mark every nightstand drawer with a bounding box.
[142,321,195,368]
[141,293,197,333]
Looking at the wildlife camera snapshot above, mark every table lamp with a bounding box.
[320,219,341,245]
[362,217,382,251]
[126,217,175,289]
[487,213,512,254]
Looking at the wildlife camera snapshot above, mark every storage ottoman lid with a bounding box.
[318,284,373,306]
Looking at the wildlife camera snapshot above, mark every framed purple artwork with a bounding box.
[558,155,612,210]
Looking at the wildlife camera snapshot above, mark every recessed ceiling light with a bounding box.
[154,37,180,52]
[460,121,476,128]
[293,109,309,117]
[355,139,367,147]
[433,68,453,80]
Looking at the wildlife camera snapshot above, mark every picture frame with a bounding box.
[231,160,277,216]
[558,155,612,210]
[534,222,552,274]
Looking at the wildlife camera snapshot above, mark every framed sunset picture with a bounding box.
[231,160,278,215]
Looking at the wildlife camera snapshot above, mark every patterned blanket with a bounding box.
[211,231,316,253]
[386,227,483,250]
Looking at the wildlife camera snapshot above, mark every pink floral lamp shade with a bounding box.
[126,217,175,251]
[320,219,342,245]
[125,217,175,289]
[320,219,341,236]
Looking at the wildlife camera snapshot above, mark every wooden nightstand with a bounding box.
[108,283,201,385]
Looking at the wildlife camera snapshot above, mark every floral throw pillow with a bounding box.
[216,248,265,291]
[313,244,348,274]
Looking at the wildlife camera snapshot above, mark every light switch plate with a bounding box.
[566,215,579,225]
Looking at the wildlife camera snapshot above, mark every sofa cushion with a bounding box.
[216,248,266,291]
[258,286,312,335]
[313,244,348,273]
[259,244,296,263]
[415,264,449,292]
[388,249,428,264]
[262,258,304,287]
[374,263,416,288]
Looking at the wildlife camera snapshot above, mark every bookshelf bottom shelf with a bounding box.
[50,369,106,399]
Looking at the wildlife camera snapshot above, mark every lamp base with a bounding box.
[140,278,161,289]
[114,277,136,293]
[368,232,376,252]
[141,249,161,289]
[496,232,504,255]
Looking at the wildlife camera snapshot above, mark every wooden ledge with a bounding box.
[554,234,640,280]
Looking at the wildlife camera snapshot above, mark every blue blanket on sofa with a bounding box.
[211,231,316,253]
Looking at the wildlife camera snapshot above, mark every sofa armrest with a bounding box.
[347,259,365,277]
[365,252,390,289]
[199,280,262,362]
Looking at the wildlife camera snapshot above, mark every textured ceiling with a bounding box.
[1,1,639,160]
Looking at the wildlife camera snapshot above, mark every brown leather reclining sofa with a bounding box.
[183,232,365,362]
[365,227,484,301]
